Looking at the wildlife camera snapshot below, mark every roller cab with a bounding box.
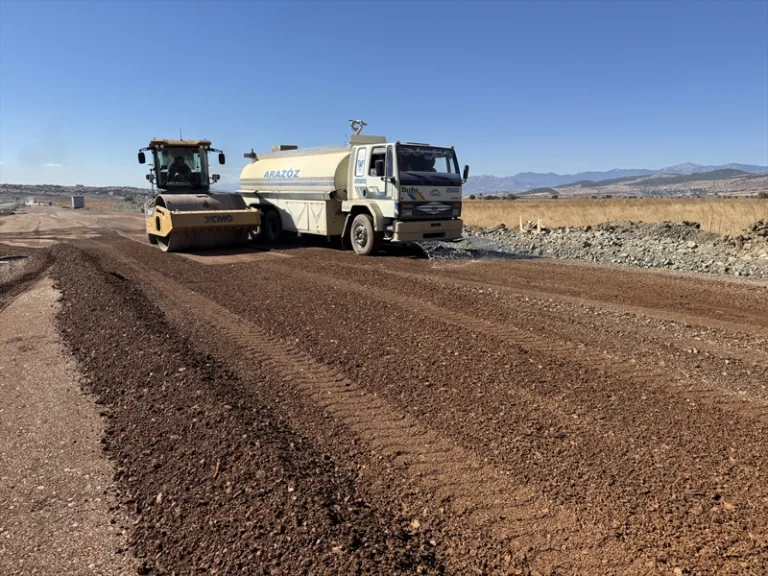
[138,139,260,252]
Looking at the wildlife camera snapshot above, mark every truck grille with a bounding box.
[414,202,451,218]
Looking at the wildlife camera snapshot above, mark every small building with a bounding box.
[71,195,85,209]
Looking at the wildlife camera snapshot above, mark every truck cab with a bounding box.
[342,138,467,252]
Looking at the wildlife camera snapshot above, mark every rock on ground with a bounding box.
[461,219,768,279]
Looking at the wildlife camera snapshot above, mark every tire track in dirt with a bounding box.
[0,245,53,313]
[52,244,449,576]
[261,258,768,423]
[253,259,768,482]
[88,239,649,575]
[421,266,768,365]
[420,261,768,404]
[311,255,768,409]
[315,253,768,338]
[391,262,768,362]
[334,258,768,402]
[89,235,768,573]
[238,256,768,573]
[459,263,768,331]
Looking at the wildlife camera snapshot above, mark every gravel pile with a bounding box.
[461,219,768,279]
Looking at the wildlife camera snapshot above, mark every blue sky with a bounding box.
[0,0,766,187]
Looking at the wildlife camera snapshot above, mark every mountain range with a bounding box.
[464,163,768,194]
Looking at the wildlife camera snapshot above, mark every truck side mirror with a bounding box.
[138,152,146,164]
[219,152,226,165]
[462,164,470,182]
[211,174,220,183]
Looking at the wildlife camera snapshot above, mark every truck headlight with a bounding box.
[452,203,462,216]
[400,203,413,218]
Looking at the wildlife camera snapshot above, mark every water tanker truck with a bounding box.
[238,120,469,255]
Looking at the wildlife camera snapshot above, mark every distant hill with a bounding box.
[465,163,768,193]
[524,187,560,195]
[0,183,151,197]
[556,169,755,190]
[558,175,644,189]
[661,163,767,175]
[628,169,750,187]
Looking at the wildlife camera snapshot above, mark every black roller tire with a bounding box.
[147,233,158,245]
[261,209,282,244]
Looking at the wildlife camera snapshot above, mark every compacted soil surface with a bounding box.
[1,210,767,574]
[0,275,134,575]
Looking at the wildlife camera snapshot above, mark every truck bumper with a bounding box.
[390,219,464,242]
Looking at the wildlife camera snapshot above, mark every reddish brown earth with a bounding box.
[1,217,767,575]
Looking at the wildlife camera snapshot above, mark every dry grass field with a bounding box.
[462,197,768,236]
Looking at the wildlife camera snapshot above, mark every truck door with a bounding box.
[351,147,368,200]
[355,145,390,200]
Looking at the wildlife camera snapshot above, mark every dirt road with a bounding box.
[0,276,134,575]
[1,208,766,575]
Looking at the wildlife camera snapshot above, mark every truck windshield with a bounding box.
[156,147,207,189]
[397,145,461,186]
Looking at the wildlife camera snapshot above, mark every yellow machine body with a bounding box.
[139,139,261,252]
[144,193,261,252]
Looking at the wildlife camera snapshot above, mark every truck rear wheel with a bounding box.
[350,213,380,256]
[261,209,282,244]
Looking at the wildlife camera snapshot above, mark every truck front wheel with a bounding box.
[350,213,381,255]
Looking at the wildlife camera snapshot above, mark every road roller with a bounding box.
[138,139,261,252]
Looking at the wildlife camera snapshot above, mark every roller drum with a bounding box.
[150,193,258,253]
[155,193,248,212]
[157,228,249,253]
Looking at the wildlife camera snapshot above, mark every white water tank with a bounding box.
[239,135,386,194]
